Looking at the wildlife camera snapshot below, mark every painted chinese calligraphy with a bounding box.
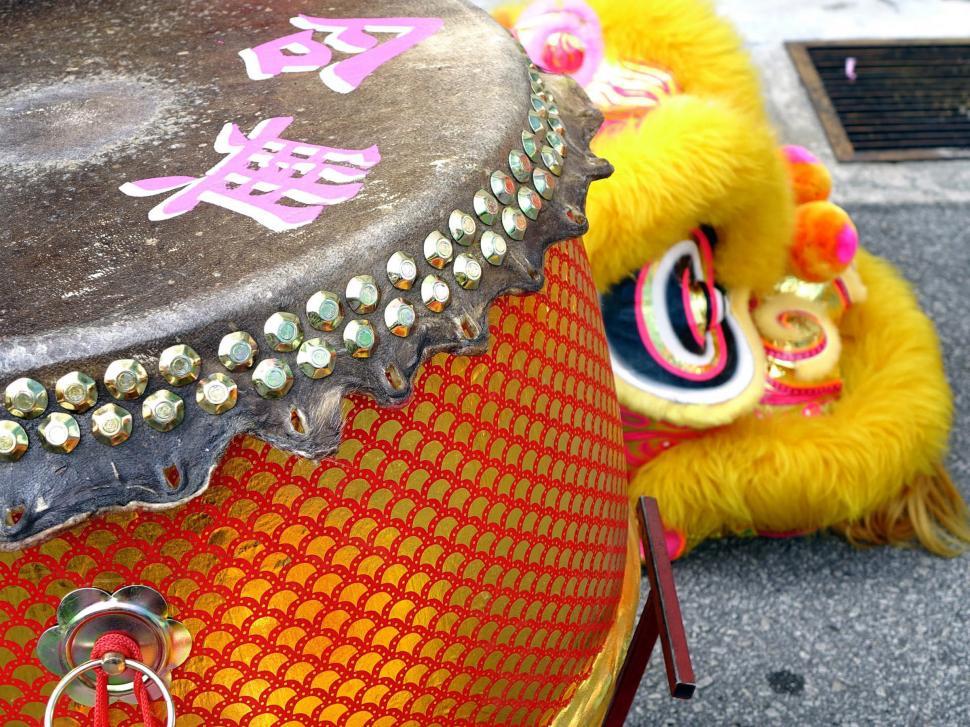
[120,117,380,232]
[239,16,444,93]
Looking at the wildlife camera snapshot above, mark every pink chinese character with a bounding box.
[120,117,380,232]
[239,16,444,94]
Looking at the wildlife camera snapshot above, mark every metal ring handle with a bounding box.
[43,657,176,727]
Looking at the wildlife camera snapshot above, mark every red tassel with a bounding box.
[89,632,161,727]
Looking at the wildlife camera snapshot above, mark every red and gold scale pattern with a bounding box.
[0,240,631,726]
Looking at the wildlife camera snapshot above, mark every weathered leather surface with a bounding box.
[0,0,610,547]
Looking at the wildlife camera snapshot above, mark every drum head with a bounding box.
[0,0,610,546]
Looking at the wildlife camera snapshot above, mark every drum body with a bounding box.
[0,240,637,726]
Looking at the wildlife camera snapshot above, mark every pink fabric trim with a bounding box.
[634,267,727,382]
[833,277,852,308]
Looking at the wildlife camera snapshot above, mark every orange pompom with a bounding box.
[782,145,833,205]
[790,201,858,282]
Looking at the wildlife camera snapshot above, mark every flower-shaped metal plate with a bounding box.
[36,585,191,706]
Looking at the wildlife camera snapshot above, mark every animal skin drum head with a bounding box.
[0,0,612,547]
[0,2,642,726]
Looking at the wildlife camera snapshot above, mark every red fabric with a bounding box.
[0,241,630,726]
[89,632,160,727]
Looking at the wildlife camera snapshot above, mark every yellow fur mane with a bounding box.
[630,252,967,554]
[493,0,968,557]
[583,0,793,296]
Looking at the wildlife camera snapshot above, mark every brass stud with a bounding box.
[533,167,557,200]
[421,275,452,313]
[522,131,541,162]
[384,298,417,337]
[218,332,259,371]
[104,360,149,401]
[38,412,80,454]
[346,275,380,314]
[423,231,454,269]
[502,206,528,241]
[54,372,98,413]
[264,312,304,352]
[142,390,185,432]
[158,345,202,386]
[454,254,484,290]
[91,404,133,446]
[548,115,566,135]
[527,111,544,134]
[252,358,295,399]
[0,421,28,462]
[509,149,533,184]
[448,210,477,245]
[4,378,48,419]
[480,231,508,266]
[540,145,564,176]
[297,338,337,379]
[195,373,238,415]
[386,252,418,291]
[306,291,344,332]
[490,170,516,205]
[546,130,567,158]
[538,90,554,104]
[518,186,543,220]
[530,95,549,118]
[473,189,500,226]
[343,320,377,358]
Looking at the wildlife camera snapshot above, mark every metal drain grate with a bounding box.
[787,39,970,162]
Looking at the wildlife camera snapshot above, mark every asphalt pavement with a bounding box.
[628,202,970,726]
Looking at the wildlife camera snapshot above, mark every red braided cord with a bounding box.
[89,633,161,727]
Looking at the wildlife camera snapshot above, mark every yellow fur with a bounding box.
[592,0,767,120]
[630,251,955,548]
[492,3,524,29]
[835,464,970,557]
[496,0,965,556]
[583,0,793,295]
[585,97,793,295]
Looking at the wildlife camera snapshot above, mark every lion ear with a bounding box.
[781,145,833,205]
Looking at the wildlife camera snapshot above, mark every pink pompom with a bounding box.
[514,0,604,86]
[783,145,820,165]
[835,222,859,265]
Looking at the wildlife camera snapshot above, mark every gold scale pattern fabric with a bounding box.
[0,239,636,726]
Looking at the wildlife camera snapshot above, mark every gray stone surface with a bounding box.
[628,203,970,726]
[719,0,970,206]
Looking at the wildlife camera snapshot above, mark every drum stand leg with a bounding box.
[603,498,696,726]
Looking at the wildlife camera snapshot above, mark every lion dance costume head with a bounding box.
[497,0,970,557]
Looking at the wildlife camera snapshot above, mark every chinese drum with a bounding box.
[0,1,639,725]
